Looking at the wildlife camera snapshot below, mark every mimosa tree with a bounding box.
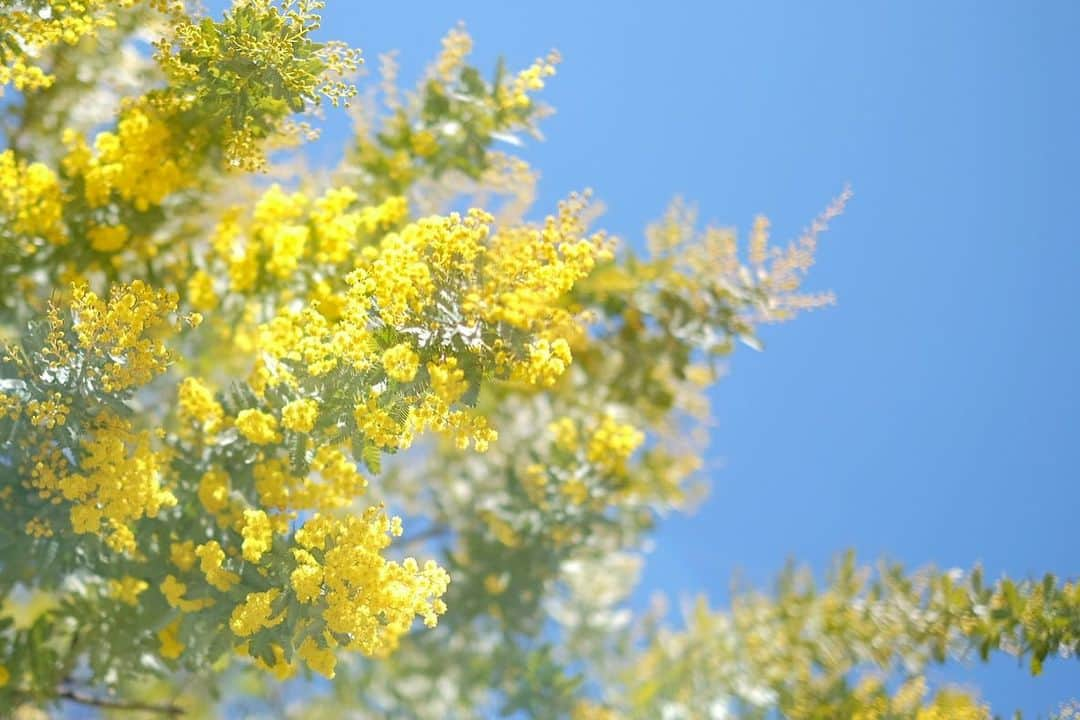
[0,2,1075,717]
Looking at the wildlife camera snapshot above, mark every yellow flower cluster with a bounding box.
[351,200,609,342]
[549,417,579,452]
[571,701,621,720]
[195,540,240,591]
[198,468,231,515]
[521,338,573,387]
[246,643,295,680]
[62,105,192,212]
[500,50,561,110]
[360,195,410,234]
[67,281,178,393]
[248,199,605,456]
[187,270,219,312]
[155,0,362,170]
[477,195,608,331]
[236,409,282,445]
[433,24,473,82]
[86,224,130,253]
[28,412,176,553]
[586,414,645,475]
[160,575,214,613]
[255,185,309,279]
[257,304,375,378]
[0,150,67,246]
[169,540,197,572]
[249,459,290,512]
[25,394,69,429]
[24,517,54,538]
[0,0,136,95]
[849,677,990,720]
[288,508,450,668]
[0,392,20,421]
[207,442,367,533]
[211,185,408,295]
[410,130,438,158]
[177,377,225,435]
[241,509,274,562]
[229,589,283,637]
[154,501,448,678]
[353,394,415,450]
[109,576,150,606]
[350,217,449,328]
[313,190,407,265]
[914,693,989,720]
[8,281,182,552]
[310,187,358,264]
[427,357,468,403]
[382,343,420,382]
[157,619,185,659]
[289,548,322,603]
[308,445,369,506]
[503,413,649,519]
[281,398,318,432]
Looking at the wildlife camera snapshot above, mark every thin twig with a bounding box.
[400,523,451,550]
[58,688,185,716]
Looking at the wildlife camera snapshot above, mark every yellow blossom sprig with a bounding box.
[148,508,447,680]
[0,0,140,96]
[0,150,67,250]
[349,25,558,202]
[2,0,366,321]
[0,98,206,310]
[194,184,408,315]
[145,193,609,680]
[154,0,363,171]
[1,281,181,555]
[142,484,449,678]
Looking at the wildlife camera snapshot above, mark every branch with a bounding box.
[400,523,451,551]
[58,688,185,716]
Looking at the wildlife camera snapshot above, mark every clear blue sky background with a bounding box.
[303,1,1078,713]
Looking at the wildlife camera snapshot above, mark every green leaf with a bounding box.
[361,443,382,475]
[289,432,309,476]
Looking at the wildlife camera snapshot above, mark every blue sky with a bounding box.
[306,1,1080,712]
